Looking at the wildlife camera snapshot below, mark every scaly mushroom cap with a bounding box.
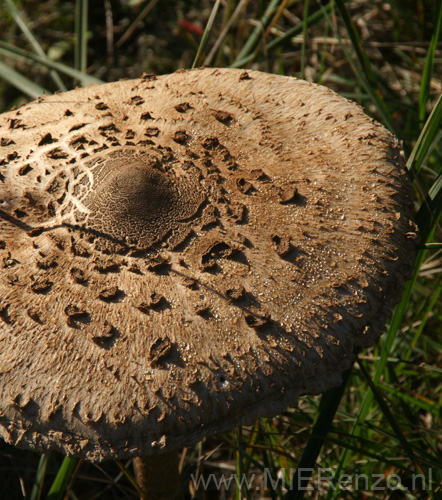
[0,68,415,460]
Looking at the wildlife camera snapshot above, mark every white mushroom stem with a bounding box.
[134,450,183,500]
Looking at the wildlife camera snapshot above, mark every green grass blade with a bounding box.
[233,0,281,66]
[408,93,442,174]
[75,0,89,73]
[0,60,48,98]
[192,0,222,69]
[379,382,441,418]
[357,362,422,470]
[326,432,442,472]
[429,172,442,202]
[203,0,250,66]
[332,0,398,136]
[418,0,442,123]
[404,271,442,362]
[0,41,102,86]
[300,0,310,79]
[115,460,146,498]
[116,0,160,49]
[416,189,442,248]
[260,434,280,500]
[285,367,352,500]
[3,0,67,91]
[231,0,345,69]
[334,0,375,80]
[4,0,46,56]
[259,419,289,499]
[266,0,340,54]
[46,457,79,500]
[235,427,252,500]
[415,115,442,245]
[30,454,51,500]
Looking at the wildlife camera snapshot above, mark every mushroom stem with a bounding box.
[134,450,183,500]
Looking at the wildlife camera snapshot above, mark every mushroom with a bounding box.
[0,68,415,497]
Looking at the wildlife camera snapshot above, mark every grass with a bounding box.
[0,0,441,499]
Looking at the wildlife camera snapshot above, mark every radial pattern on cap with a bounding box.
[0,68,415,460]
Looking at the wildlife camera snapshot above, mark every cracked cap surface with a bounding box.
[0,68,416,460]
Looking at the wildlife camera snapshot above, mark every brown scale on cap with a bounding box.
[0,68,415,462]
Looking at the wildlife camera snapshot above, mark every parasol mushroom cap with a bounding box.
[0,68,415,461]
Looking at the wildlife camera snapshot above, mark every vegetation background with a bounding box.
[0,0,441,499]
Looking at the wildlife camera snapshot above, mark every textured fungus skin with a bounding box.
[0,68,415,461]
